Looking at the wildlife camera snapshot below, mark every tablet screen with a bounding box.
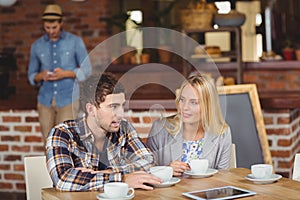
[182,186,256,200]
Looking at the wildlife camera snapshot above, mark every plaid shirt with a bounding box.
[46,116,155,191]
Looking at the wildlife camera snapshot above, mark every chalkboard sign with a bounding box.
[218,84,272,168]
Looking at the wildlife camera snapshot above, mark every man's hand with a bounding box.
[123,171,162,190]
[47,67,76,81]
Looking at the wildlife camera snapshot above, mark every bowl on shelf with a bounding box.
[213,10,246,27]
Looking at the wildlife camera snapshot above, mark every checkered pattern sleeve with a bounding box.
[46,121,122,191]
[107,121,156,173]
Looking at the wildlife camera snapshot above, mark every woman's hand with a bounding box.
[169,160,190,176]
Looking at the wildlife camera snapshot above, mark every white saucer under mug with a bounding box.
[152,177,181,188]
[184,168,218,178]
[245,173,282,184]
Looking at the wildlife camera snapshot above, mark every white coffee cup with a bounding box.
[190,159,209,174]
[104,182,134,199]
[150,166,173,182]
[251,164,273,179]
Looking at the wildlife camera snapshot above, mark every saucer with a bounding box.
[96,193,134,200]
[153,177,181,188]
[184,168,218,178]
[245,173,282,184]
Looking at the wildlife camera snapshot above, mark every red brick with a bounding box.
[128,117,140,123]
[0,164,11,170]
[1,135,20,142]
[25,116,39,122]
[0,145,9,151]
[278,139,292,147]
[277,117,290,124]
[0,182,13,189]
[243,74,258,83]
[263,117,274,125]
[268,81,285,90]
[264,109,290,114]
[24,136,42,142]
[142,116,152,124]
[35,125,41,132]
[14,126,32,132]
[11,145,30,152]
[2,116,21,122]
[270,150,291,158]
[4,173,24,180]
[278,160,293,168]
[4,155,21,162]
[16,183,26,190]
[32,145,46,152]
[266,128,291,135]
[14,164,24,172]
[0,125,10,131]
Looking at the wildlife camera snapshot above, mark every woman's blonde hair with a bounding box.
[165,73,228,136]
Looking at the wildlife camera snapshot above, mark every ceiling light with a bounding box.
[0,0,17,7]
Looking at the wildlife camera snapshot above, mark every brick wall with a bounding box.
[0,109,176,193]
[244,69,300,92]
[0,0,110,75]
[1,108,299,193]
[263,109,300,178]
[0,110,43,192]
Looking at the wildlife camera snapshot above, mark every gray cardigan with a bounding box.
[146,119,232,169]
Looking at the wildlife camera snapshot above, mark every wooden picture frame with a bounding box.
[217,84,272,167]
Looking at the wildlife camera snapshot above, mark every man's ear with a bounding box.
[86,103,96,116]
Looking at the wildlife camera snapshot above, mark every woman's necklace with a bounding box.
[184,130,203,141]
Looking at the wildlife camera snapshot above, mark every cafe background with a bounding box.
[1,0,300,194]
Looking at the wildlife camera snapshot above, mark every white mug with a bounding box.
[104,182,134,199]
[150,166,173,182]
[251,164,273,179]
[190,159,209,174]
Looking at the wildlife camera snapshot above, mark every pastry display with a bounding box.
[194,45,221,57]
[205,46,221,56]
[260,51,282,61]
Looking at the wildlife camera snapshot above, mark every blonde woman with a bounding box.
[146,74,232,176]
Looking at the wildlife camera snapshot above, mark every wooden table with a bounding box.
[42,168,300,200]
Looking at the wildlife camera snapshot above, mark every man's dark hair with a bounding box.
[80,72,124,113]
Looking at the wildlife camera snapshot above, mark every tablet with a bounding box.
[182,186,256,200]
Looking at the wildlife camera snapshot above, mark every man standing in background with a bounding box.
[28,4,91,144]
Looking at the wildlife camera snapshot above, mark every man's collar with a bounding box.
[43,30,65,41]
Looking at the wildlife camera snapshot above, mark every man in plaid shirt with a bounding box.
[46,72,161,191]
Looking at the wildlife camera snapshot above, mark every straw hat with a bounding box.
[42,4,63,20]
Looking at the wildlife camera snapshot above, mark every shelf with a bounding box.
[182,27,243,83]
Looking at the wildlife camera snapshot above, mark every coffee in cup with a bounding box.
[104,182,134,199]
[251,164,273,179]
[189,159,209,174]
[150,166,173,182]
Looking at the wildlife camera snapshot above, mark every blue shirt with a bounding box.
[28,31,91,108]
